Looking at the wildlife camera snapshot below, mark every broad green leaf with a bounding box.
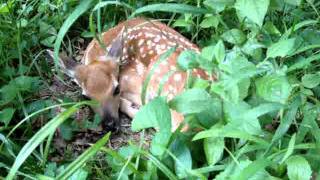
[14,76,40,92]
[263,21,281,35]
[236,159,272,180]
[224,101,261,135]
[267,38,296,58]
[214,40,225,64]
[256,74,292,104]
[200,15,219,28]
[195,97,222,128]
[177,50,200,70]
[238,78,251,100]
[0,108,15,127]
[39,21,57,35]
[241,38,264,60]
[173,19,193,28]
[286,155,312,180]
[171,138,192,177]
[57,133,110,179]
[131,97,172,156]
[40,36,56,47]
[132,97,171,131]
[0,2,11,13]
[193,125,268,146]
[301,73,320,89]
[235,0,270,27]
[219,54,256,77]
[203,0,235,12]
[68,168,89,180]
[204,126,224,165]
[169,88,213,115]
[201,45,215,62]
[225,102,281,135]
[215,159,271,180]
[222,29,246,45]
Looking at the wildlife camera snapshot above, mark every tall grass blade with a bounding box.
[6,101,93,180]
[53,0,94,71]
[131,3,209,18]
[92,1,133,11]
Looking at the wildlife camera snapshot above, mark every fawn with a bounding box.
[49,18,210,131]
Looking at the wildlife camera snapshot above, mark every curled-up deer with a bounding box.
[48,18,210,132]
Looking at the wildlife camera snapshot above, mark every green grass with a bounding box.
[1,0,320,179]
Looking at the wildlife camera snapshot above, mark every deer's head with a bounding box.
[48,33,123,131]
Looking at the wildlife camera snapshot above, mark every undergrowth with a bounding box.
[1,0,320,179]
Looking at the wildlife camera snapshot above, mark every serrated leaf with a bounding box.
[236,159,272,180]
[200,15,219,28]
[241,38,264,60]
[267,38,296,58]
[286,155,312,180]
[40,36,56,47]
[0,84,19,105]
[0,108,15,127]
[132,97,171,131]
[222,29,246,45]
[201,45,215,62]
[224,101,262,135]
[14,76,41,92]
[177,50,199,70]
[131,97,172,156]
[169,88,213,115]
[235,0,270,27]
[256,74,292,104]
[301,73,320,89]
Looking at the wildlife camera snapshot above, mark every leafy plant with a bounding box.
[1,0,320,179]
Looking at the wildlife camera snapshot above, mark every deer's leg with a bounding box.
[120,97,139,118]
[171,110,188,132]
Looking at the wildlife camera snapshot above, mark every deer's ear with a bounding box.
[46,50,78,77]
[107,28,124,62]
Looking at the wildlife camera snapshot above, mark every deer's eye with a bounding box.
[113,85,120,96]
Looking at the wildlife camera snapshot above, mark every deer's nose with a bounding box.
[102,112,120,132]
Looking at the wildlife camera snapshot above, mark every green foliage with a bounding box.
[1,0,320,179]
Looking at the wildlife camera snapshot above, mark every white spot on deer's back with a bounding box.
[160,44,167,49]
[174,74,182,81]
[136,63,145,76]
[154,35,161,43]
[170,65,176,71]
[138,39,144,46]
